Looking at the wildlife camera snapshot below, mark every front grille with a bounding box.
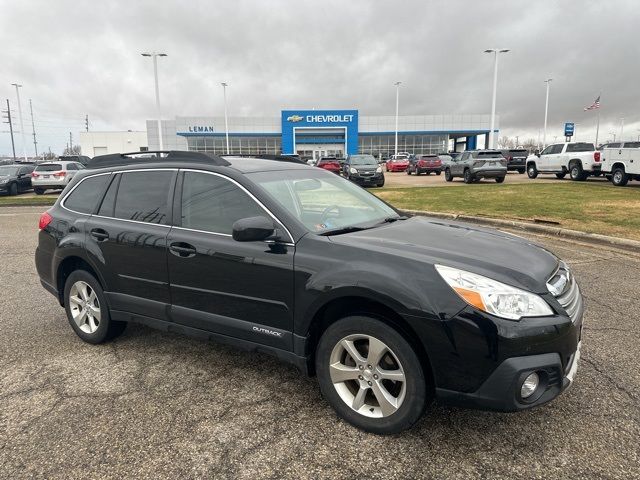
[547,263,582,322]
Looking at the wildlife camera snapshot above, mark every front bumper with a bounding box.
[349,173,384,184]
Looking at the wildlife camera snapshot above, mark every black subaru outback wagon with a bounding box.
[36,151,583,434]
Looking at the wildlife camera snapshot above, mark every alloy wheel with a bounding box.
[329,334,406,418]
[68,281,101,334]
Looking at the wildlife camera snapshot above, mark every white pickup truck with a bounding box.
[600,141,640,186]
[526,142,601,181]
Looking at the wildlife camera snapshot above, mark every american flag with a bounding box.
[584,95,601,111]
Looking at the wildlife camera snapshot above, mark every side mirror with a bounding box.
[232,216,275,242]
[534,150,540,157]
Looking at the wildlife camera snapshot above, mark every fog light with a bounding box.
[521,372,540,398]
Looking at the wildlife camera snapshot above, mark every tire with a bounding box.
[376,178,385,187]
[424,171,429,176]
[518,169,525,174]
[316,316,429,434]
[570,163,586,181]
[555,172,567,179]
[611,167,629,187]
[34,187,45,195]
[416,169,421,176]
[527,163,538,179]
[407,168,412,175]
[495,176,505,183]
[436,171,442,176]
[63,270,127,344]
[463,169,474,184]
[444,168,453,182]
[8,183,18,196]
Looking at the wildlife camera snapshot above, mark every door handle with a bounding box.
[90,228,109,242]
[169,242,197,258]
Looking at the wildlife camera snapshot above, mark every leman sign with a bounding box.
[188,125,215,133]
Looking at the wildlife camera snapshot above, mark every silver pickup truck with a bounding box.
[444,150,507,184]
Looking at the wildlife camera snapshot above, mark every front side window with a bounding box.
[114,171,173,224]
[180,171,265,234]
[63,175,111,214]
[249,169,398,234]
[551,144,565,154]
[540,145,554,155]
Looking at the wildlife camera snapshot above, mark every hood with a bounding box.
[329,216,559,293]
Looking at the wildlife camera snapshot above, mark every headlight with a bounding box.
[434,264,553,320]
[376,166,383,173]
[349,167,358,174]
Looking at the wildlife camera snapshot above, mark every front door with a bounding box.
[167,170,295,351]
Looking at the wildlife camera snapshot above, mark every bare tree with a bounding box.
[63,144,82,155]
[521,138,538,154]
[497,136,515,149]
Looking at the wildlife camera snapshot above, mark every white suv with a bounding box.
[526,142,601,181]
[31,161,84,194]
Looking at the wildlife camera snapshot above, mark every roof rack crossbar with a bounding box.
[87,150,231,168]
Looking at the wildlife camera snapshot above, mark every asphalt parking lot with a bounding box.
[1,206,639,479]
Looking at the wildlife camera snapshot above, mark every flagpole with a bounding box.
[595,110,600,147]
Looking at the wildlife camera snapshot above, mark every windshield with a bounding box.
[0,166,19,176]
[35,163,62,172]
[248,169,398,234]
[349,155,377,165]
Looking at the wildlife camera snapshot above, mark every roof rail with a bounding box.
[222,154,306,164]
[87,150,230,169]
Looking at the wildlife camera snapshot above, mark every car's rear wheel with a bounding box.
[518,168,525,174]
[444,168,453,182]
[463,169,474,184]
[611,167,629,186]
[34,187,45,195]
[570,163,586,181]
[407,168,412,175]
[495,176,505,183]
[527,163,538,179]
[436,171,442,175]
[63,270,126,344]
[316,316,428,434]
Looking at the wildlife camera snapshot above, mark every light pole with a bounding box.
[221,82,230,154]
[619,117,625,141]
[542,78,552,148]
[11,83,27,161]
[484,49,510,149]
[394,81,401,156]
[609,131,616,142]
[141,52,167,150]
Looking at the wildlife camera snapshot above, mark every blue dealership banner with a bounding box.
[281,110,359,154]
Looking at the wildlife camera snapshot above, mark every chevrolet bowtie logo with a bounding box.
[287,115,304,122]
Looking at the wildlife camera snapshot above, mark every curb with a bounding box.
[403,209,640,253]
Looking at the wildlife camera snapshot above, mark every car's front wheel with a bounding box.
[555,172,567,179]
[463,169,474,184]
[8,183,18,196]
[527,163,538,179]
[444,168,453,182]
[316,316,428,434]
[63,270,127,344]
[495,176,505,183]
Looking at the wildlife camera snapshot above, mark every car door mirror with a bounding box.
[232,216,275,242]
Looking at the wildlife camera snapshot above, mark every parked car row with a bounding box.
[0,160,86,196]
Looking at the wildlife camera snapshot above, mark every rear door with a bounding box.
[166,169,295,350]
[84,169,176,320]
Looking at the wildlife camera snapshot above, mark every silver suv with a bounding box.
[31,161,84,195]
[444,150,507,183]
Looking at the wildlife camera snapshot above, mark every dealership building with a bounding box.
[144,110,498,160]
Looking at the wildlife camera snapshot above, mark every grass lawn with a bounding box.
[374,183,640,241]
[0,195,57,207]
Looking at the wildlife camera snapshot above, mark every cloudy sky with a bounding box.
[1,0,638,155]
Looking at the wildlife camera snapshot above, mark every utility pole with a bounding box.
[2,99,16,161]
[69,132,73,153]
[11,83,28,161]
[29,99,38,156]
[620,117,625,141]
[85,114,89,132]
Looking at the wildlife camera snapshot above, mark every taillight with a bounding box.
[38,211,52,230]
[594,152,601,162]
[53,171,67,177]
[31,172,39,178]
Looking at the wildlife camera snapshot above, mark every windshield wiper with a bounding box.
[380,215,408,223]
[319,225,370,236]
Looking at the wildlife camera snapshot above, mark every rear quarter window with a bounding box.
[63,174,111,214]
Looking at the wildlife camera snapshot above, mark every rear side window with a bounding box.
[114,171,173,224]
[623,142,640,148]
[35,164,62,172]
[67,163,78,170]
[566,143,595,152]
[180,171,265,234]
[63,175,111,214]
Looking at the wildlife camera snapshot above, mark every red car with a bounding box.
[316,157,342,174]
[407,155,442,175]
[385,157,410,172]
